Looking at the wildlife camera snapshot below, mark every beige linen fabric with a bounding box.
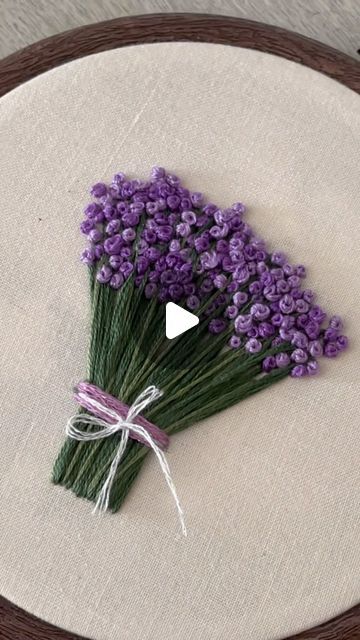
[0,43,360,640]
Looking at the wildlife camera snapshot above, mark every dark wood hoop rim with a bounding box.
[0,12,359,640]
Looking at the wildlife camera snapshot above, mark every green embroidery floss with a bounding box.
[52,167,348,525]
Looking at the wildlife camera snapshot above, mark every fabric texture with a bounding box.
[0,43,359,640]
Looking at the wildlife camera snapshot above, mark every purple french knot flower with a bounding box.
[80,219,95,235]
[187,295,200,310]
[271,313,283,327]
[176,222,191,237]
[109,255,122,270]
[263,356,276,372]
[283,263,294,277]
[225,305,238,320]
[245,338,262,354]
[181,210,197,225]
[234,265,250,284]
[104,235,122,255]
[110,273,124,289]
[169,284,184,300]
[249,281,262,295]
[123,212,139,227]
[290,364,307,378]
[90,182,107,198]
[295,264,306,278]
[96,265,112,283]
[201,251,219,270]
[279,327,294,342]
[94,244,104,260]
[229,335,242,349]
[85,202,102,219]
[295,299,309,314]
[145,282,157,299]
[234,314,253,334]
[296,314,308,329]
[214,274,227,289]
[275,352,290,368]
[247,327,259,338]
[232,202,246,215]
[106,220,121,235]
[250,303,270,321]
[324,342,338,358]
[191,192,203,207]
[307,361,319,375]
[122,228,136,243]
[336,335,348,351]
[279,294,295,315]
[80,247,96,265]
[309,305,326,324]
[291,348,308,364]
[258,322,275,338]
[330,315,343,331]
[209,318,227,334]
[324,327,338,342]
[233,291,248,307]
[150,166,165,181]
[271,251,286,266]
[167,195,181,210]
[120,246,131,258]
[112,172,126,184]
[120,261,134,278]
[291,331,309,350]
[157,225,173,242]
[88,229,102,244]
[308,340,323,357]
[304,320,320,339]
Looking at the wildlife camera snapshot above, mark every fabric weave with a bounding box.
[0,43,359,640]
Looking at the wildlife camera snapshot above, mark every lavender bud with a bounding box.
[336,335,348,351]
[291,348,308,364]
[233,291,248,307]
[229,335,242,349]
[80,247,96,266]
[275,352,290,368]
[234,314,253,334]
[104,235,122,255]
[307,361,319,375]
[262,356,276,372]
[122,228,136,243]
[88,229,102,243]
[110,273,124,289]
[290,364,307,377]
[96,265,113,283]
[109,255,122,270]
[245,338,262,354]
[90,182,107,198]
[324,342,338,358]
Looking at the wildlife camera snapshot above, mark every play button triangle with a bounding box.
[165,302,199,339]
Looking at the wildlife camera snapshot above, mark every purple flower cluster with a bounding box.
[80,168,348,377]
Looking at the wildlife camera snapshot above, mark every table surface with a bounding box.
[0,12,359,640]
[0,0,360,60]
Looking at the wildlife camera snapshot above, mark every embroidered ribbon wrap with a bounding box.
[66,382,187,536]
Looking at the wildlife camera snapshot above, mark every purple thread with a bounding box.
[74,382,169,450]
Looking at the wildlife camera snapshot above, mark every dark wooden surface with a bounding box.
[1,595,360,640]
[0,12,359,640]
[0,13,360,96]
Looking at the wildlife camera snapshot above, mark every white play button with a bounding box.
[165,302,199,339]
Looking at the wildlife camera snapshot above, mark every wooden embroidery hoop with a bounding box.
[0,14,359,640]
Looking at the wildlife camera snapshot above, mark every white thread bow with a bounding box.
[66,386,187,536]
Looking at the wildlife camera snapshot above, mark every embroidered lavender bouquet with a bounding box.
[52,167,348,533]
